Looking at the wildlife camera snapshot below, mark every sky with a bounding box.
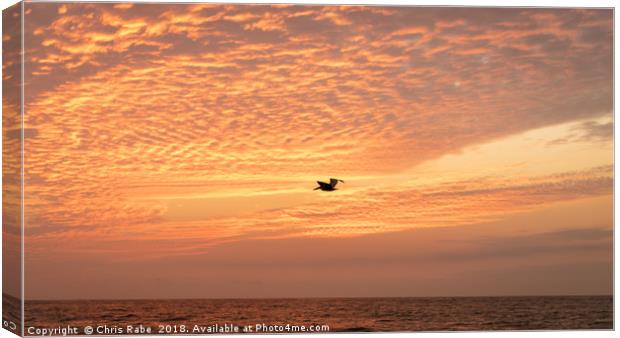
[3,3,613,299]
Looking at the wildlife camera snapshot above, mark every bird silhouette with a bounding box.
[314,178,344,191]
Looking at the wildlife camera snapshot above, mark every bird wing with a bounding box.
[330,178,339,188]
[317,181,331,189]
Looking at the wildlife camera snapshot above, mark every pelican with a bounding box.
[314,178,344,191]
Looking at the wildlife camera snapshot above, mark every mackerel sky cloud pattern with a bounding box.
[13,3,612,298]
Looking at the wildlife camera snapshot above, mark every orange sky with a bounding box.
[4,3,613,299]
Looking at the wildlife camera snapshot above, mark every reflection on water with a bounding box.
[24,296,612,334]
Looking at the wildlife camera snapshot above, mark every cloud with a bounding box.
[25,216,613,298]
[17,4,613,269]
[437,227,612,261]
[548,118,613,145]
[578,120,613,141]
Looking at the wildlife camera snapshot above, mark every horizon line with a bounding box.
[6,293,613,302]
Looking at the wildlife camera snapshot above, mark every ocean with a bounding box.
[17,296,613,335]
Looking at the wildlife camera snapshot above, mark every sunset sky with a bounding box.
[5,3,613,299]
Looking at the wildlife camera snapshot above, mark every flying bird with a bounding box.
[314,178,344,191]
